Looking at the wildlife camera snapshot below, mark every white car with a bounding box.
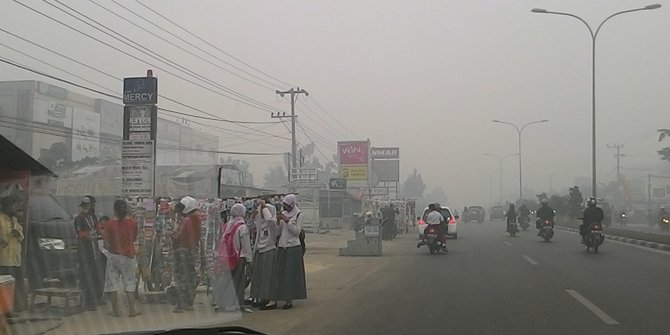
[417,206,459,240]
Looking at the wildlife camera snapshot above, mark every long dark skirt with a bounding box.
[275,246,306,301]
[250,249,278,301]
[212,259,247,310]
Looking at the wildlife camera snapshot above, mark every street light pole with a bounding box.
[484,153,519,202]
[531,4,661,198]
[492,120,548,202]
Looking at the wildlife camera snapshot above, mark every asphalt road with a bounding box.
[267,221,670,335]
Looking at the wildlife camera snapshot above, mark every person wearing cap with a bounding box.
[171,196,202,313]
[74,196,102,311]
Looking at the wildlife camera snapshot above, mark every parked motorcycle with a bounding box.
[660,216,670,232]
[538,219,554,242]
[583,222,605,253]
[417,225,446,254]
[519,215,530,231]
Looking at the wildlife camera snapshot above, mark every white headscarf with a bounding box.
[224,203,246,233]
[282,194,300,220]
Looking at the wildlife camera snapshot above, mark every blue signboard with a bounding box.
[123,77,158,105]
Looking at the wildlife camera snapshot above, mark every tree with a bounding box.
[549,194,568,215]
[220,157,254,186]
[401,169,426,199]
[568,186,584,218]
[424,186,447,203]
[658,129,670,162]
[38,142,71,170]
[263,164,287,190]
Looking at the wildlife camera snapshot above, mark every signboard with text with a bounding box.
[122,140,155,197]
[123,77,158,105]
[329,178,347,190]
[338,141,368,165]
[123,105,157,140]
[340,164,368,181]
[371,147,399,160]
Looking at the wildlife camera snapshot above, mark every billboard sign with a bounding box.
[338,141,368,165]
[371,159,400,182]
[329,178,347,190]
[123,77,158,105]
[371,147,399,160]
[340,164,368,181]
[122,140,155,197]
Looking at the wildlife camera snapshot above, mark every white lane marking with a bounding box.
[557,229,670,256]
[565,289,619,325]
[522,254,538,265]
[504,241,512,247]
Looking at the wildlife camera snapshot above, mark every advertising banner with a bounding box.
[371,147,399,160]
[340,164,368,181]
[122,140,155,197]
[371,159,400,182]
[338,141,368,165]
[71,108,100,161]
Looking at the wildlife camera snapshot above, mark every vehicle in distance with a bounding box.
[490,205,506,221]
[418,205,459,239]
[464,206,485,223]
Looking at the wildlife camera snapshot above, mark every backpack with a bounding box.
[217,221,244,272]
[296,212,306,255]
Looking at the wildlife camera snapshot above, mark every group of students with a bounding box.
[212,194,307,313]
[73,192,307,318]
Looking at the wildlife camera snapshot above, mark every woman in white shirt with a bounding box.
[274,194,307,309]
[251,198,279,310]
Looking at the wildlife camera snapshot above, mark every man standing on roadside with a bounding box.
[0,195,25,312]
[103,199,141,317]
[74,197,101,311]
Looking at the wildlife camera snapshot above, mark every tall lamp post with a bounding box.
[484,153,519,203]
[531,4,661,198]
[492,119,549,201]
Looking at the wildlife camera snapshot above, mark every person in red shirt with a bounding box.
[103,199,141,317]
[171,196,202,313]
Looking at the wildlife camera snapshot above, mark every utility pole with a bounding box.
[607,144,625,185]
[274,87,308,174]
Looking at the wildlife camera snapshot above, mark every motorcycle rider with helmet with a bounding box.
[535,198,555,235]
[581,197,604,242]
[425,203,447,252]
[506,203,517,233]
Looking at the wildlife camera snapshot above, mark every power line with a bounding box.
[300,98,358,138]
[43,0,284,114]
[89,0,276,92]
[0,53,287,140]
[134,0,293,88]
[297,122,331,164]
[0,118,283,156]
[12,0,283,115]
[0,27,286,128]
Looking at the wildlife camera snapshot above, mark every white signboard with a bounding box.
[33,98,73,128]
[122,140,155,197]
[290,168,318,182]
[127,105,153,133]
[72,108,100,161]
[370,187,389,196]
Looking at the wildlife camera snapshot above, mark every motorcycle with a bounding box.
[660,216,670,232]
[538,219,554,242]
[618,212,627,226]
[583,222,605,253]
[507,220,519,237]
[519,215,530,231]
[417,225,446,254]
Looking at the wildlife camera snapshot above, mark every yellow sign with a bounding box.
[341,164,368,181]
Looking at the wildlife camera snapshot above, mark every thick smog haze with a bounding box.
[1,0,669,208]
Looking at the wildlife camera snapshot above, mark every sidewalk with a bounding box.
[9,230,357,335]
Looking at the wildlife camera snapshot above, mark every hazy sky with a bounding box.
[2,0,670,207]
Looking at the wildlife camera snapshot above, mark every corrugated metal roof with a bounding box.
[0,134,57,177]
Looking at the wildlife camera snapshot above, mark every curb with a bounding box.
[554,225,670,252]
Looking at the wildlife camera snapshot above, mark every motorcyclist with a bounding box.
[381,204,396,241]
[581,197,604,242]
[518,204,530,226]
[425,203,447,251]
[535,199,555,235]
[658,206,668,221]
[505,203,517,233]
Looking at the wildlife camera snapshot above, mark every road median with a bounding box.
[555,216,670,251]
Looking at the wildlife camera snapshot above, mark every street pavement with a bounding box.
[232,222,670,335]
[14,224,670,334]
